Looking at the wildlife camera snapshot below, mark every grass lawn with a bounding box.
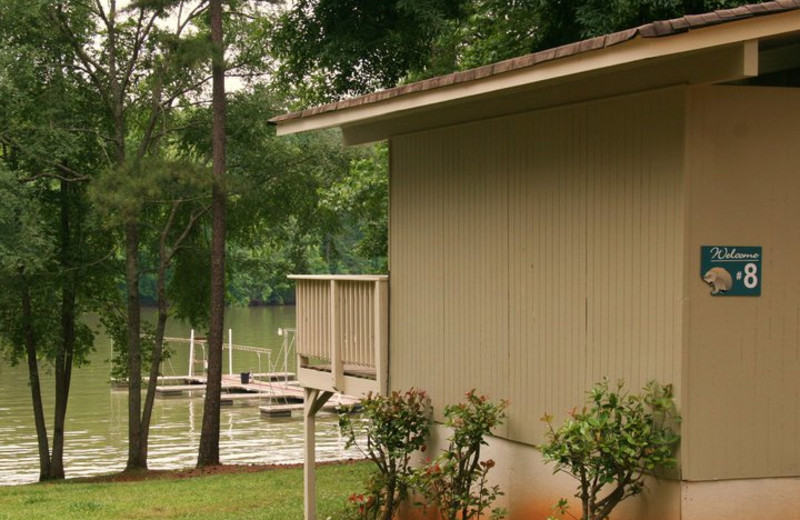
[0,461,372,520]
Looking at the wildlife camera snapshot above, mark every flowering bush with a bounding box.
[339,388,432,520]
[347,492,376,518]
[540,379,680,520]
[412,390,509,520]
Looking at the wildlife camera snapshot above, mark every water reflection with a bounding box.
[0,306,362,486]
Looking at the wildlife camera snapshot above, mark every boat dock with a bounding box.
[155,373,302,400]
[154,373,359,415]
[124,329,363,418]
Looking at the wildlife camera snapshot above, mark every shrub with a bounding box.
[339,388,432,520]
[540,379,680,520]
[413,390,509,520]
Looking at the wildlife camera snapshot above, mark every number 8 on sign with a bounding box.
[743,262,758,289]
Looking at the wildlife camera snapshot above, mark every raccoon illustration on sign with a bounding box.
[703,267,733,295]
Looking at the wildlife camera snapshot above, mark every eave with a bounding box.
[271,5,800,145]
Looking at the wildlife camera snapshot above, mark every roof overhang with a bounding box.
[272,7,800,145]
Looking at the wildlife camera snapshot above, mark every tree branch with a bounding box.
[136,74,165,159]
[93,0,111,31]
[122,8,159,95]
[162,75,214,109]
[177,1,210,37]
[50,6,109,101]
[166,205,208,264]
[0,135,90,182]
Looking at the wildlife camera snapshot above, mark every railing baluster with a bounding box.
[367,283,372,365]
[343,282,348,364]
[356,283,362,366]
[365,283,371,366]
[289,274,388,391]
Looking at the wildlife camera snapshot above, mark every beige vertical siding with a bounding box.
[389,133,447,411]
[683,86,800,480]
[390,88,685,443]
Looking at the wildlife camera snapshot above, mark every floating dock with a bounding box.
[114,329,363,417]
[155,373,300,399]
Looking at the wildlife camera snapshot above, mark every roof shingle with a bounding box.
[271,0,800,124]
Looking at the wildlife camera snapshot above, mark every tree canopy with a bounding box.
[273,0,767,105]
[0,0,765,481]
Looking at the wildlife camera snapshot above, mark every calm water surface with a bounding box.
[0,306,360,485]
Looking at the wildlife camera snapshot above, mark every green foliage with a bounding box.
[413,390,509,520]
[540,379,681,520]
[273,0,769,97]
[180,85,389,303]
[271,0,468,105]
[227,236,301,306]
[0,158,102,377]
[415,0,542,75]
[320,142,388,272]
[100,308,172,382]
[89,157,211,226]
[427,0,768,74]
[0,166,54,277]
[0,168,60,361]
[339,389,432,520]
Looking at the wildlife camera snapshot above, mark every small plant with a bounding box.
[413,390,509,520]
[339,388,432,520]
[540,378,680,520]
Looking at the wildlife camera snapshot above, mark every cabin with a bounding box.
[271,2,800,519]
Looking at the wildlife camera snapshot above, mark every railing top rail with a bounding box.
[288,274,388,282]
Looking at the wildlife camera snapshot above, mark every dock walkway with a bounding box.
[154,373,299,397]
[259,394,361,417]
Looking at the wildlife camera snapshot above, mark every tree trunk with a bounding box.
[198,0,226,467]
[125,221,145,470]
[20,273,52,482]
[50,178,78,480]
[139,224,172,463]
[51,286,74,480]
[382,472,396,520]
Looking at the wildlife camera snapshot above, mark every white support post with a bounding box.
[304,387,317,520]
[188,329,195,377]
[304,388,333,520]
[330,279,343,391]
[228,328,233,377]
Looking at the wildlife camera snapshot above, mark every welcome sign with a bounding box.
[700,246,762,296]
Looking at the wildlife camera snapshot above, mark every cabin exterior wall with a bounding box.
[683,85,800,481]
[389,87,686,442]
[386,83,800,519]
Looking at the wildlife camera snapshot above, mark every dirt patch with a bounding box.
[75,458,365,484]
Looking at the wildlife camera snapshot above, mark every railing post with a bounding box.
[374,279,389,394]
[330,279,344,391]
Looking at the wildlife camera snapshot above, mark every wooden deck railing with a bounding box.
[289,274,388,395]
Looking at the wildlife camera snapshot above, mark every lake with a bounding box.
[0,306,361,486]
